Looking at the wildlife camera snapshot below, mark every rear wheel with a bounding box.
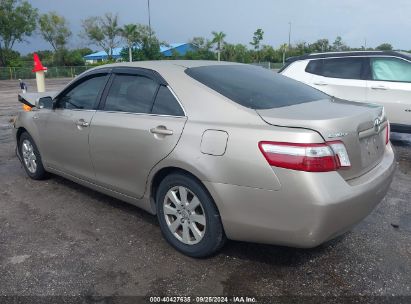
[156,172,226,257]
[19,132,47,180]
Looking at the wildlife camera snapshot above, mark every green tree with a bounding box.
[191,37,210,49]
[376,43,393,51]
[332,36,348,52]
[294,41,309,55]
[221,43,235,61]
[74,47,94,57]
[211,31,226,61]
[120,29,163,62]
[39,12,71,51]
[309,39,331,52]
[184,36,214,60]
[260,45,277,62]
[280,43,288,65]
[120,24,140,62]
[250,28,264,62]
[82,13,120,60]
[0,0,38,66]
[138,35,163,60]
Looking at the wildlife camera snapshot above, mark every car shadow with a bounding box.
[390,132,411,147]
[219,234,347,266]
[46,171,347,266]
[49,173,159,227]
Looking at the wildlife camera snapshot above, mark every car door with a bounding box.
[308,57,368,102]
[366,56,411,126]
[38,72,110,181]
[89,68,187,199]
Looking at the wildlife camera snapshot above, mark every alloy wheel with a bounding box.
[163,186,206,245]
[22,139,37,174]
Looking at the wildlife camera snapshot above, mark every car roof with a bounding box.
[285,50,411,64]
[88,60,243,75]
[75,60,261,123]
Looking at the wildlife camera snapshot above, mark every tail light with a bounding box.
[385,121,390,145]
[258,141,351,172]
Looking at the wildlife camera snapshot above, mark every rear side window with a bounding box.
[185,65,328,109]
[104,74,159,113]
[152,86,185,116]
[306,58,365,80]
[305,60,323,75]
[371,57,411,82]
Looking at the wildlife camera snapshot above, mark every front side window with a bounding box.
[104,74,159,113]
[58,74,108,110]
[185,65,328,110]
[371,57,411,82]
[152,86,184,116]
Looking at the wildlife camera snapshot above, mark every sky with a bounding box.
[15,0,411,54]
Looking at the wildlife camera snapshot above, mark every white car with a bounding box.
[279,51,411,133]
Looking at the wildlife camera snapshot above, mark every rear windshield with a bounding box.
[185,65,328,109]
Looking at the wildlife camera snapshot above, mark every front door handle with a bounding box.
[371,85,388,90]
[150,126,173,136]
[75,119,89,127]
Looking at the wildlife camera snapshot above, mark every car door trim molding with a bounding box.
[111,66,168,85]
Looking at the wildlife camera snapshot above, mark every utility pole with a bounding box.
[288,22,292,49]
[147,0,152,40]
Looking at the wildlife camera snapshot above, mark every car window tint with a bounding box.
[58,74,108,110]
[152,86,184,116]
[321,58,364,79]
[104,74,159,113]
[185,65,328,109]
[371,57,411,82]
[305,60,323,75]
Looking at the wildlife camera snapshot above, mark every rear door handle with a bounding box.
[150,126,173,136]
[313,81,328,86]
[371,85,388,90]
[75,119,89,127]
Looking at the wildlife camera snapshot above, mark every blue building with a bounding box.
[84,43,195,63]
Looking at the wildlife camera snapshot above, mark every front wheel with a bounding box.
[156,173,226,257]
[19,132,47,180]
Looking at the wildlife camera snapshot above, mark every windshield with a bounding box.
[185,64,329,109]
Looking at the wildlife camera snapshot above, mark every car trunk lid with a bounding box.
[256,98,387,180]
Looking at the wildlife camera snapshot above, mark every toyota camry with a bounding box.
[14,61,396,257]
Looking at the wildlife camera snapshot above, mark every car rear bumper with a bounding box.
[204,144,396,248]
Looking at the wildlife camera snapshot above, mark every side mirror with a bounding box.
[36,96,53,109]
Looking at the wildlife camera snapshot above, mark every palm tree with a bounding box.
[280,43,288,66]
[120,24,139,62]
[211,31,226,61]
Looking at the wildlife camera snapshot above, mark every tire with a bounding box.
[156,172,226,257]
[19,132,47,180]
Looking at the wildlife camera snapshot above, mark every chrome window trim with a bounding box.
[305,55,411,64]
[166,85,187,117]
[95,83,187,118]
[95,110,186,119]
[54,108,97,112]
[305,55,411,83]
